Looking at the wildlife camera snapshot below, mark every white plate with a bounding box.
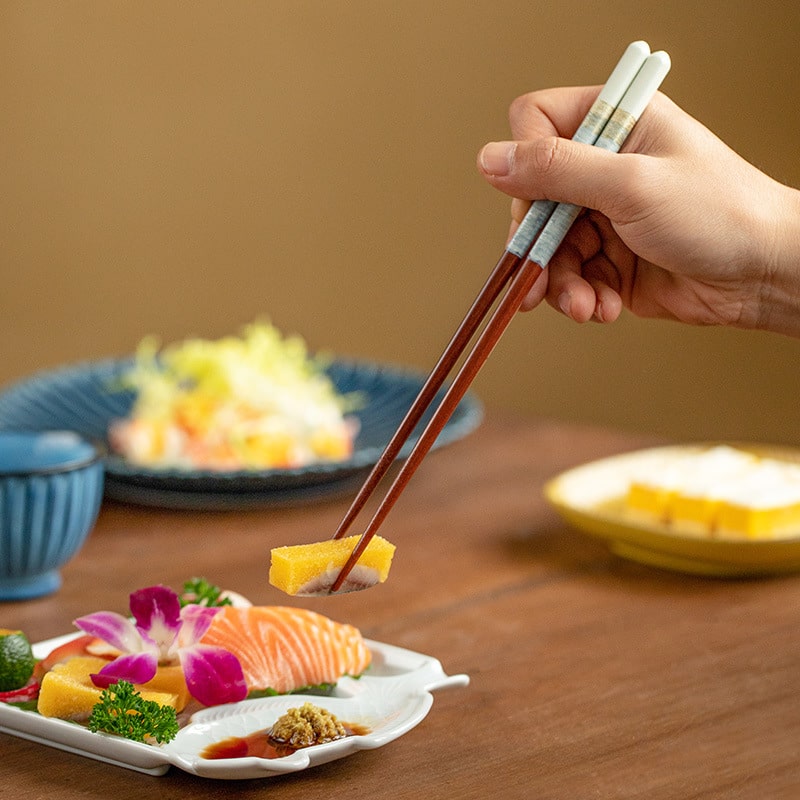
[0,633,468,779]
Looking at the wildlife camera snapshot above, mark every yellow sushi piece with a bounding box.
[717,499,800,539]
[624,453,696,523]
[716,462,800,539]
[667,492,722,534]
[138,664,191,712]
[623,446,800,539]
[37,656,178,721]
[626,481,674,522]
[270,535,396,596]
[666,447,759,533]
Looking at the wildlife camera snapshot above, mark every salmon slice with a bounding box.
[200,606,371,695]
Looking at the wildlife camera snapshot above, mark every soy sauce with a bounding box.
[201,722,369,761]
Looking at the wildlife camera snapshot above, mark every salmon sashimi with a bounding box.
[200,606,371,695]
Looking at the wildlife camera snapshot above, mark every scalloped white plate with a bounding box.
[0,633,468,779]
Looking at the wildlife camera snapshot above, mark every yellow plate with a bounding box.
[544,444,800,577]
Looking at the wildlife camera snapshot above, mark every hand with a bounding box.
[477,87,800,337]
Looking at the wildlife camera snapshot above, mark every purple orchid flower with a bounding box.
[73,584,247,707]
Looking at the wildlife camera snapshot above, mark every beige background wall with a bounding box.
[2,1,800,445]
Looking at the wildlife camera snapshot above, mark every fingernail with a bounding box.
[558,291,572,317]
[480,141,516,176]
[594,301,605,323]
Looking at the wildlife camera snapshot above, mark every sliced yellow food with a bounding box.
[139,664,191,712]
[717,478,800,539]
[666,492,722,533]
[717,500,800,539]
[622,446,800,539]
[626,481,673,522]
[270,535,396,596]
[38,656,178,721]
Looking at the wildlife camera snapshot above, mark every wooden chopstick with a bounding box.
[329,43,667,593]
[330,249,520,542]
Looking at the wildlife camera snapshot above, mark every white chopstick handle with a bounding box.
[594,50,671,153]
[506,41,651,258]
[614,50,671,123]
[582,40,651,144]
[526,50,671,269]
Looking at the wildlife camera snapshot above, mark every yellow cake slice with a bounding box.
[37,656,179,721]
[666,447,759,533]
[716,462,800,539]
[270,534,396,596]
[623,446,800,539]
[139,664,191,711]
[717,494,800,539]
[625,453,701,523]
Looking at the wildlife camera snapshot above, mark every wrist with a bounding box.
[753,182,800,337]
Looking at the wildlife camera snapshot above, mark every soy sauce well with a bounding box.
[201,721,369,761]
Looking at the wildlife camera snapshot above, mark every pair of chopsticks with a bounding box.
[328,42,671,593]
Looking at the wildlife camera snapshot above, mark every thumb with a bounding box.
[477,137,638,218]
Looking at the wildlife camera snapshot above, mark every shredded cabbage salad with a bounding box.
[109,322,359,471]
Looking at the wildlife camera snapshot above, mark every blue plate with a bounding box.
[0,358,482,509]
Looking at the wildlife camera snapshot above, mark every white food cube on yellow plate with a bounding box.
[625,447,752,526]
[666,447,760,533]
[716,462,800,539]
[622,445,800,539]
[625,458,690,522]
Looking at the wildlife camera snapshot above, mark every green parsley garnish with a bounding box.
[180,577,232,608]
[88,681,179,744]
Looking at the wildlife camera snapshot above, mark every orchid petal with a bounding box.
[74,611,145,654]
[90,651,159,688]
[180,643,247,707]
[178,604,220,646]
[130,585,182,650]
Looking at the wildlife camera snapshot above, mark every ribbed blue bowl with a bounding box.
[0,431,104,600]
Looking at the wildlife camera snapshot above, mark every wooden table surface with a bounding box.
[4,412,800,799]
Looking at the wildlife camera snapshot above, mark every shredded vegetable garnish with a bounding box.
[110,321,359,471]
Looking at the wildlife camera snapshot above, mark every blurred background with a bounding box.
[2,1,799,446]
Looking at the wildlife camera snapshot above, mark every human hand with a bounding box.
[477,87,800,337]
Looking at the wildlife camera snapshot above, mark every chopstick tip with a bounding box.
[627,40,651,57]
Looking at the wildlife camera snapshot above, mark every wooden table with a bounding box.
[4,412,800,799]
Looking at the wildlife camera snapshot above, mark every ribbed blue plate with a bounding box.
[0,359,482,509]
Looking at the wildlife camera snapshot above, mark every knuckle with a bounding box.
[508,92,536,129]
[507,90,550,136]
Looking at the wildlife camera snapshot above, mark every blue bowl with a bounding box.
[0,431,104,600]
